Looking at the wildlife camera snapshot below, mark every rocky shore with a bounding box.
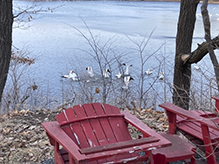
[0,107,169,164]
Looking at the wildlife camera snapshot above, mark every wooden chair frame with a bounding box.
[42,103,171,164]
[159,100,219,164]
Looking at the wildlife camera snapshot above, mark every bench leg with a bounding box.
[152,153,166,164]
[201,125,217,164]
[166,111,176,134]
[190,157,195,164]
[152,133,195,164]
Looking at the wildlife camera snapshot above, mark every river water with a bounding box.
[9,1,219,109]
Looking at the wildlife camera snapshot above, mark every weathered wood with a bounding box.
[43,103,174,164]
[159,102,219,164]
[41,121,87,163]
[59,113,124,127]
[160,102,219,130]
[166,111,177,134]
[201,124,217,164]
[123,111,196,163]
[152,133,196,164]
[80,136,159,154]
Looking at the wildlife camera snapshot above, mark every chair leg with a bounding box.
[54,142,65,164]
[201,125,217,164]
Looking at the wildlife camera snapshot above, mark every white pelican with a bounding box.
[116,72,122,79]
[145,69,152,75]
[103,69,111,78]
[194,64,200,70]
[122,76,134,89]
[123,63,132,75]
[159,72,164,80]
[61,70,79,81]
[86,67,94,77]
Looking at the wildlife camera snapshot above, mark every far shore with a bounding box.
[13,0,219,4]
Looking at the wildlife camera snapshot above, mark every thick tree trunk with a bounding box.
[0,0,13,102]
[173,0,200,110]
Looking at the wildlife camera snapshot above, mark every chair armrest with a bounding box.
[121,111,171,147]
[80,136,159,154]
[42,121,86,162]
[159,102,219,131]
[212,96,219,101]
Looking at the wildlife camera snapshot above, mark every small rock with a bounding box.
[10,148,16,151]
[29,125,36,130]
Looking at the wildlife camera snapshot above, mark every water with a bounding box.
[9,1,219,109]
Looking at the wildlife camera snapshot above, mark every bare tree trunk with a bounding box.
[173,0,200,110]
[201,0,219,90]
[0,0,13,103]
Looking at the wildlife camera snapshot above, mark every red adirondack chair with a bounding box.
[42,103,172,164]
[159,97,219,164]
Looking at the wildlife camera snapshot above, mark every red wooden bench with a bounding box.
[42,103,172,164]
[159,98,219,164]
[152,133,196,164]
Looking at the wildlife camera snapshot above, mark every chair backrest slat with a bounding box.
[92,103,118,144]
[56,108,78,145]
[73,104,100,148]
[82,103,110,147]
[102,104,132,141]
[56,103,132,150]
[212,96,219,113]
[57,107,90,149]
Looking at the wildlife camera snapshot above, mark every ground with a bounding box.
[0,107,169,164]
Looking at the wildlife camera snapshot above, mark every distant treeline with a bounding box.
[16,0,219,3]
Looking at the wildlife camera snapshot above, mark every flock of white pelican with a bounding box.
[61,62,201,89]
[61,63,167,89]
[61,63,135,89]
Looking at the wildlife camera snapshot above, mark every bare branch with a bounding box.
[185,36,219,64]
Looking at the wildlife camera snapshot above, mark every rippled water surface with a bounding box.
[11,1,219,106]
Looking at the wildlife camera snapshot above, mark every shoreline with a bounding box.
[14,0,219,4]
